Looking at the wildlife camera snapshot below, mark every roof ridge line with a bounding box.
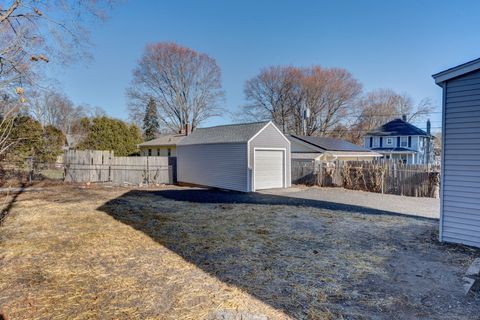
[196,120,269,130]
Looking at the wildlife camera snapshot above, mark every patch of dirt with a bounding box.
[0,185,478,319]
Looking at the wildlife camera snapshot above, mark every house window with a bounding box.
[148,149,152,156]
[400,137,408,147]
[167,148,171,156]
[386,138,393,145]
[373,137,380,147]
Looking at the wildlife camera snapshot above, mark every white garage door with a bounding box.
[254,150,285,190]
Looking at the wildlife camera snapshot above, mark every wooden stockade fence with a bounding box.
[292,160,440,198]
[64,150,176,185]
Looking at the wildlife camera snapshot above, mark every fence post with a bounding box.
[146,156,149,185]
[168,165,173,184]
[381,170,384,194]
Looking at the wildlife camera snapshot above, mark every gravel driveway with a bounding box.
[260,186,440,219]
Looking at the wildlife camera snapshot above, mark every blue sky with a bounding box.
[53,0,480,132]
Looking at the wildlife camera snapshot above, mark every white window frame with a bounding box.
[400,137,408,147]
[386,138,393,145]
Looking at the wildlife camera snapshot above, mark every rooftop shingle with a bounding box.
[289,135,371,152]
[138,134,186,147]
[178,121,270,145]
[366,118,429,137]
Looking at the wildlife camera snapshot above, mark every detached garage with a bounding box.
[433,58,480,248]
[177,121,291,192]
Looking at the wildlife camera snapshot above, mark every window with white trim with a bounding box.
[386,138,393,145]
[400,137,408,147]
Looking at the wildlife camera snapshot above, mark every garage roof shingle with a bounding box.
[178,121,270,145]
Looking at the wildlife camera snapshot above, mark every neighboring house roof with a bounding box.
[289,135,371,152]
[366,118,430,137]
[433,57,480,85]
[178,121,270,145]
[371,147,417,153]
[138,134,186,147]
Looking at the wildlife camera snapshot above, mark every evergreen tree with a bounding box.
[78,117,143,156]
[143,98,160,141]
[1,116,66,164]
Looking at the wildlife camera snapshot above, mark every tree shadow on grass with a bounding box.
[97,188,451,318]
[141,188,437,220]
[0,182,27,225]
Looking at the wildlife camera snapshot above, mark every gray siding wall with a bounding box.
[249,123,291,191]
[442,69,480,248]
[177,143,248,192]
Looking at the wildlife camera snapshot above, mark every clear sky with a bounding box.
[53,0,480,133]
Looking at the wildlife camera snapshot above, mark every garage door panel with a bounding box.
[255,150,284,190]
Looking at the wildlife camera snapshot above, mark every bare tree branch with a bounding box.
[127,42,225,133]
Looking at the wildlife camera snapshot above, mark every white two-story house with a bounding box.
[363,117,434,164]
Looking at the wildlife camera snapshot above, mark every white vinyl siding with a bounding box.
[177,122,290,192]
[249,123,291,191]
[441,68,480,248]
[177,143,248,192]
[140,146,177,157]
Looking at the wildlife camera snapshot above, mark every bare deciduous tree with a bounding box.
[243,66,302,132]
[30,91,74,131]
[349,89,435,143]
[29,90,105,133]
[241,66,361,135]
[0,93,20,157]
[0,0,114,157]
[1,0,113,90]
[301,67,361,136]
[127,42,224,133]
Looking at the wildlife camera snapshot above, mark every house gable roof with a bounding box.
[138,134,186,147]
[178,121,270,146]
[366,118,429,137]
[433,57,480,85]
[289,135,370,152]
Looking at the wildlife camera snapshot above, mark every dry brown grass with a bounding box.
[0,185,478,319]
[0,186,288,320]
